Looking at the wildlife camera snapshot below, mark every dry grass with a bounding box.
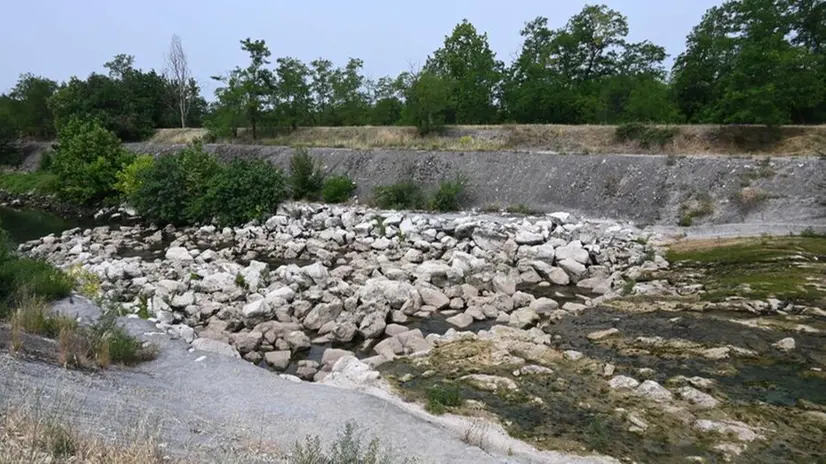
[0,406,166,463]
[152,124,826,156]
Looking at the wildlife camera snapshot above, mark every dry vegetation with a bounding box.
[151,124,826,156]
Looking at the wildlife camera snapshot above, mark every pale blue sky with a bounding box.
[1,0,722,96]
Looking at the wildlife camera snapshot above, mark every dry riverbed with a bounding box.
[5,203,825,463]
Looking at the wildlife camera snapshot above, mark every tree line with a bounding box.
[1,0,824,148]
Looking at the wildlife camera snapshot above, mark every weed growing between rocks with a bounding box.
[373,182,426,210]
[425,383,463,414]
[430,174,468,212]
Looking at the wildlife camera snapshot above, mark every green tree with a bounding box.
[310,59,336,124]
[212,39,274,139]
[426,20,503,124]
[369,75,405,125]
[201,158,287,226]
[272,57,313,132]
[402,71,452,134]
[51,118,132,205]
[673,0,824,124]
[7,74,58,138]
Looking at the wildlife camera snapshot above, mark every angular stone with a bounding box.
[609,376,640,390]
[417,286,450,309]
[555,242,590,265]
[284,331,311,351]
[492,274,517,295]
[461,374,518,392]
[587,328,619,341]
[191,338,240,359]
[529,297,559,313]
[446,313,474,329]
[165,247,193,262]
[509,308,539,329]
[635,380,673,402]
[264,350,292,370]
[677,386,720,409]
[772,337,796,352]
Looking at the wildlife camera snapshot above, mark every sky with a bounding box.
[0,0,723,97]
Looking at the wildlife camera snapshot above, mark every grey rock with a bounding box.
[165,247,193,262]
[609,376,640,390]
[635,380,673,402]
[264,350,292,371]
[529,297,559,313]
[509,308,539,329]
[417,286,450,309]
[677,386,720,409]
[284,331,311,351]
[446,313,474,329]
[192,338,241,359]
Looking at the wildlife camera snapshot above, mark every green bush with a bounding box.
[426,383,463,414]
[0,257,73,316]
[51,118,132,206]
[430,175,468,212]
[322,175,356,203]
[131,142,221,225]
[114,154,154,200]
[289,148,325,200]
[615,123,678,149]
[38,150,54,172]
[201,158,288,226]
[131,153,192,226]
[90,313,155,366]
[373,182,426,210]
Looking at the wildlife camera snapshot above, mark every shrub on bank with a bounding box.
[322,175,357,203]
[114,154,155,200]
[51,118,132,206]
[131,141,222,225]
[430,175,468,212]
[201,158,288,226]
[289,148,325,201]
[373,181,426,210]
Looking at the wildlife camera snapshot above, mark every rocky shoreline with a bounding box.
[18,203,658,382]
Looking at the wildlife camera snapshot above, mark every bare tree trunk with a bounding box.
[165,34,191,128]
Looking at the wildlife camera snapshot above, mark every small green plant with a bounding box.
[800,227,823,238]
[38,421,77,457]
[458,135,473,145]
[0,258,74,312]
[425,383,462,414]
[616,123,678,149]
[678,192,715,226]
[38,150,55,172]
[633,237,648,246]
[665,154,678,166]
[678,215,694,227]
[136,295,150,319]
[374,215,387,237]
[373,182,426,210]
[430,175,468,212]
[622,279,637,296]
[322,175,357,203]
[290,421,416,464]
[235,273,247,289]
[603,175,620,197]
[289,148,325,201]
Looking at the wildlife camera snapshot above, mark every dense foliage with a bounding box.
[288,149,325,200]
[2,1,825,143]
[322,175,357,203]
[51,118,133,206]
[130,141,287,226]
[201,158,288,226]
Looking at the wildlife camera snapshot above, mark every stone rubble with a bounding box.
[19,202,659,377]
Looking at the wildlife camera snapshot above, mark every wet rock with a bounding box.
[446,313,474,329]
[587,328,619,341]
[284,331,311,351]
[677,386,720,409]
[555,241,590,265]
[509,308,539,329]
[461,374,518,392]
[564,350,584,361]
[232,331,263,353]
[492,274,517,295]
[417,286,450,309]
[321,348,353,369]
[635,380,673,402]
[693,420,762,442]
[609,376,640,390]
[515,365,554,376]
[264,350,292,371]
[772,337,796,352]
[192,338,241,359]
[701,347,730,360]
[165,246,193,262]
[529,297,559,313]
[295,360,319,380]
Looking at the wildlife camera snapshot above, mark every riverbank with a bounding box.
[4,201,825,462]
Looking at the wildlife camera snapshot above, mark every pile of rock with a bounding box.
[20,203,665,380]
